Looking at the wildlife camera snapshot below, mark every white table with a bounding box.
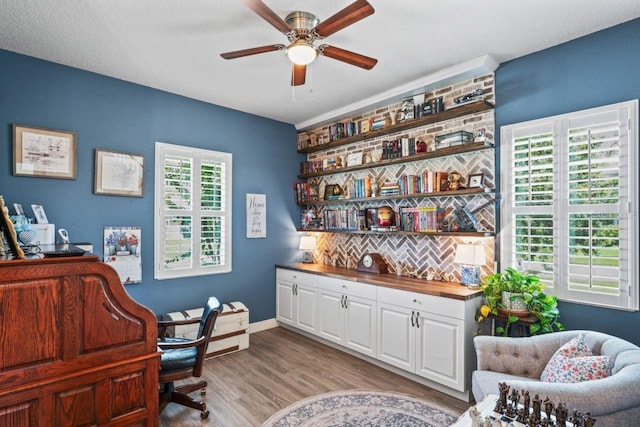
[450,394,498,426]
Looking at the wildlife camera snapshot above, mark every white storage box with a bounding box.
[160,301,249,358]
[32,224,55,245]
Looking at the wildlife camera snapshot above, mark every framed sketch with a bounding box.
[13,124,77,179]
[324,184,342,200]
[468,173,485,188]
[31,204,49,224]
[94,149,144,197]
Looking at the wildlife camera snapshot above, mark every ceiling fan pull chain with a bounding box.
[291,85,296,102]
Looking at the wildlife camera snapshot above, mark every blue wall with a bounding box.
[496,18,640,344]
[0,49,302,321]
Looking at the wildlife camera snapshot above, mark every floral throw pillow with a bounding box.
[541,335,612,383]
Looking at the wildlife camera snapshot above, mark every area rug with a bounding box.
[262,390,460,427]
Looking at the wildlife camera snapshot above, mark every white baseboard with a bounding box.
[248,317,278,334]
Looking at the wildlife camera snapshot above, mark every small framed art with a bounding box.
[94,149,145,197]
[13,124,77,179]
[468,173,485,188]
[31,204,49,224]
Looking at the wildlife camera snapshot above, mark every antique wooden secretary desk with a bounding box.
[0,254,159,426]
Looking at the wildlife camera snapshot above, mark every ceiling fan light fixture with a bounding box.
[286,40,318,65]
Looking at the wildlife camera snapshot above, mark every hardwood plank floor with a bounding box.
[159,326,470,426]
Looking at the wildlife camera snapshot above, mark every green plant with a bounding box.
[476,267,565,336]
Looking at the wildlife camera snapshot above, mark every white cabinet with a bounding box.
[276,269,318,334]
[276,267,481,399]
[377,286,468,392]
[317,276,377,357]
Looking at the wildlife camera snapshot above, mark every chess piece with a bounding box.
[533,394,542,421]
[522,390,530,414]
[555,402,568,427]
[499,382,510,407]
[584,414,596,427]
[544,397,554,420]
[516,408,527,423]
[468,406,479,427]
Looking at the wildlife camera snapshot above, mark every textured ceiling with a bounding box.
[1,0,639,128]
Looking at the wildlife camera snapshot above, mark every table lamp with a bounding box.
[454,243,486,288]
[299,236,316,263]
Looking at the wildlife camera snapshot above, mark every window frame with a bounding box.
[500,100,638,311]
[154,142,232,280]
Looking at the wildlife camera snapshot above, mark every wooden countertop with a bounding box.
[277,263,483,301]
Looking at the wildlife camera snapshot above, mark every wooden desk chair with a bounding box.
[157,297,222,419]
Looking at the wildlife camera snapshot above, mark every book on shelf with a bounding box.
[293,182,319,205]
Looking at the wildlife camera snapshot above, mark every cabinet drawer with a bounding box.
[276,268,318,286]
[318,276,376,300]
[377,286,465,319]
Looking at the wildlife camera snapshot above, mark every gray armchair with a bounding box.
[472,330,640,425]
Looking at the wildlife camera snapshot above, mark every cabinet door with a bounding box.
[377,302,415,371]
[317,289,344,344]
[415,312,465,391]
[295,283,318,334]
[344,295,376,357]
[276,278,295,325]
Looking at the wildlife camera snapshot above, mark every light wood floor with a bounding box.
[159,326,470,426]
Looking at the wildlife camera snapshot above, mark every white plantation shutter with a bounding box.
[155,142,232,279]
[501,100,638,310]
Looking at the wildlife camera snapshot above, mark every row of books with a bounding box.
[299,160,323,175]
[347,177,372,199]
[380,181,400,196]
[293,182,319,205]
[398,206,445,233]
[398,172,449,194]
[381,137,417,160]
[300,206,445,233]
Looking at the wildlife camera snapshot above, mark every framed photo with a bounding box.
[94,149,144,197]
[347,152,363,167]
[324,184,342,200]
[13,203,24,216]
[468,173,485,188]
[246,193,266,239]
[31,204,49,224]
[13,124,77,179]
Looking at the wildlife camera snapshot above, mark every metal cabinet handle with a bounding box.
[344,295,348,309]
[416,311,420,328]
[411,310,415,327]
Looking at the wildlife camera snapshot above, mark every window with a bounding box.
[154,142,232,279]
[500,100,638,310]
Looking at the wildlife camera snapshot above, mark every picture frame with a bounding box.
[31,204,49,224]
[324,184,342,200]
[0,196,25,259]
[13,124,77,179]
[347,152,363,167]
[94,149,145,197]
[13,203,24,216]
[468,173,485,188]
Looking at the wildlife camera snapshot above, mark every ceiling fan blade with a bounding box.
[291,64,306,86]
[319,45,377,70]
[220,44,284,60]
[242,0,291,33]
[314,0,374,38]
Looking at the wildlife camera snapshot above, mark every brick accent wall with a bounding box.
[301,74,496,282]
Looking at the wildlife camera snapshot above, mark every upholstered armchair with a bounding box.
[472,330,640,425]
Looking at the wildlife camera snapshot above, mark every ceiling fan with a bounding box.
[220,0,378,86]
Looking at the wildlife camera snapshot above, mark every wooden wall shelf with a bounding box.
[300,188,494,206]
[297,228,494,237]
[298,100,494,154]
[298,141,494,179]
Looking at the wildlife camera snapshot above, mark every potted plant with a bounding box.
[477,267,564,336]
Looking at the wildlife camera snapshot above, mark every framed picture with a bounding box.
[347,152,363,167]
[0,196,25,259]
[31,204,49,224]
[13,203,24,216]
[13,124,77,179]
[468,173,485,188]
[246,193,266,239]
[324,184,342,200]
[104,226,142,284]
[94,149,145,197]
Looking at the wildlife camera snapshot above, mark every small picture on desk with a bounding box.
[467,173,484,188]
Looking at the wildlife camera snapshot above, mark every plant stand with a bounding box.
[488,312,538,337]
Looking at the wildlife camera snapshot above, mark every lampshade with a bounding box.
[286,40,318,66]
[454,244,486,266]
[299,235,317,251]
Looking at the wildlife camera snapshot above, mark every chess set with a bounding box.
[467,382,597,427]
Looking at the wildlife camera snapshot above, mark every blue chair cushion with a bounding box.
[160,338,198,372]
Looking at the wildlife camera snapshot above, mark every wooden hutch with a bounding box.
[0,254,159,426]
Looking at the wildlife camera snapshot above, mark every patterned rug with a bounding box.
[262,390,460,427]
